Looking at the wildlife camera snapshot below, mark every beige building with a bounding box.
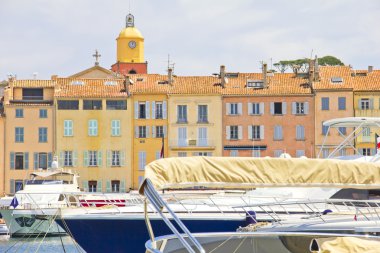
[1,79,55,194]
[54,77,133,192]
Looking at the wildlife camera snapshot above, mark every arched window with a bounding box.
[129,69,137,74]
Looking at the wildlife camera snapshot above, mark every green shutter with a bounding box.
[10,152,15,170]
[73,151,78,167]
[107,150,111,167]
[106,181,111,193]
[84,151,88,166]
[34,153,38,170]
[48,153,52,168]
[97,180,102,192]
[82,181,88,192]
[120,180,126,193]
[10,179,15,194]
[97,151,102,166]
[24,152,29,170]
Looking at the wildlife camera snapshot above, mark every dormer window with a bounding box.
[225,73,239,78]
[136,78,144,82]
[247,80,264,88]
[104,81,117,86]
[71,80,84,85]
[331,77,343,84]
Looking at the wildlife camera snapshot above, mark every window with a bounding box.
[193,152,212,156]
[155,102,163,119]
[274,150,283,157]
[22,88,43,100]
[139,103,146,119]
[339,148,347,156]
[64,120,73,136]
[111,180,120,193]
[230,150,239,157]
[83,100,102,110]
[138,126,147,138]
[274,125,283,140]
[252,150,261,157]
[15,127,24,143]
[230,126,239,140]
[111,120,121,136]
[39,109,47,118]
[88,181,97,193]
[57,100,79,110]
[274,102,283,115]
[155,126,164,138]
[247,80,264,88]
[296,102,305,114]
[361,148,371,156]
[15,180,24,192]
[178,152,187,157]
[322,149,330,158]
[331,77,343,83]
[106,100,127,110]
[362,127,371,142]
[177,105,187,123]
[230,103,239,115]
[296,125,305,140]
[15,153,25,170]
[139,151,146,170]
[34,152,48,169]
[39,127,47,143]
[321,97,329,110]
[338,127,346,135]
[296,150,305,157]
[111,151,120,166]
[338,97,346,110]
[88,151,98,166]
[64,151,73,167]
[88,120,98,136]
[198,105,208,123]
[15,109,23,118]
[252,125,261,139]
[360,99,370,110]
[322,123,329,135]
[251,103,260,115]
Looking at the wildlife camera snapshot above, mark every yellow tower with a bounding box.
[116,14,144,63]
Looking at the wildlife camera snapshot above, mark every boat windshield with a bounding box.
[26,179,71,185]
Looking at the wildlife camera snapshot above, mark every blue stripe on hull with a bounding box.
[57,218,246,253]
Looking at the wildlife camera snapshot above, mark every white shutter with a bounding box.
[226,126,230,140]
[145,101,150,119]
[135,126,139,138]
[238,126,243,140]
[152,126,156,138]
[304,102,309,114]
[121,151,126,166]
[259,102,264,115]
[73,151,78,167]
[98,151,102,166]
[82,181,88,192]
[248,125,252,140]
[59,151,64,167]
[270,102,274,114]
[260,125,264,139]
[163,125,167,137]
[151,101,156,119]
[238,103,242,115]
[248,103,252,115]
[282,102,287,115]
[134,101,138,119]
[370,98,374,109]
[146,126,150,138]
[226,103,230,115]
[163,101,167,119]
[292,102,296,115]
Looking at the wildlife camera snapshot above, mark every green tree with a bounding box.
[318,55,344,66]
[273,55,344,73]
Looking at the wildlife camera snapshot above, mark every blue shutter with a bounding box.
[163,101,167,119]
[10,152,15,170]
[10,179,15,194]
[34,153,38,170]
[48,153,52,168]
[24,152,29,170]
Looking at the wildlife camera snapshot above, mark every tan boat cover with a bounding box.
[139,157,380,193]
[314,237,380,253]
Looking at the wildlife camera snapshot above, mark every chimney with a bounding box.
[262,63,268,88]
[220,65,226,88]
[314,56,320,81]
[368,66,374,73]
[309,58,315,84]
[168,68,174,85]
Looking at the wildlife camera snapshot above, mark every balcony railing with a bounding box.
[169,139,215,148]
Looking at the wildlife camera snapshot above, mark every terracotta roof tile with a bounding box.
[313,66,354,90]
[11,79,55,88]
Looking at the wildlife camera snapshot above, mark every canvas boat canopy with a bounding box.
[139,157,380,194]
[312,236,380,253]
[323,117,380,128]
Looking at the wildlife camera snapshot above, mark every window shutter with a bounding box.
[121,151,126,166]
[134,101,138,119]
[73,151,78,167]
[282,102,287,115]
[145,101,150,119]
[279,126,283,139]
[107,150,111,167]
[163,125,167,137]
[248,125,252,140]
[163,101,167,119]
[259,102,264,115]
[48,153,52,168]
[106,181,111,193]
[370,98,374,109]
[248,103,252,115]
[226,103,230,115]
[270,102,274,114]
[358,99,362,109]
[260,125,264,139]
[238,126,243,140]
[304,102,309,114]
[134,126,139,138]
[292,102,296,115]
[238,103,243,115]
[98,151,102,166]
[59,151,64,167]
[82,181,88,192]
[146,126,150,138]
[10,179,15,194]
[120,180,126,193]
[10,152,15,170]
[24,152,29,170]
[84,151,88,166]
[152,126,156,138]
[97,180,102,192]
[226,126,230,140]
[34,153,38,170]
[151,101,156,119]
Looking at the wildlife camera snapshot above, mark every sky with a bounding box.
[0,0,380,80]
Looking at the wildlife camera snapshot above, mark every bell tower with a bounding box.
[111,14,148,74]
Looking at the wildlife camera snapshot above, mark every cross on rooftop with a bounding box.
[93,49,101,66]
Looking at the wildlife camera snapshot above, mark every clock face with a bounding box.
[128,40,136,49]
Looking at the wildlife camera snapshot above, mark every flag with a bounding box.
[10,196,18,209]
[160,137,164,158]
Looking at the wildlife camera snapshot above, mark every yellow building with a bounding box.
[1,79,55,195]
[54,77,133,192]
[167,76,223,158]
